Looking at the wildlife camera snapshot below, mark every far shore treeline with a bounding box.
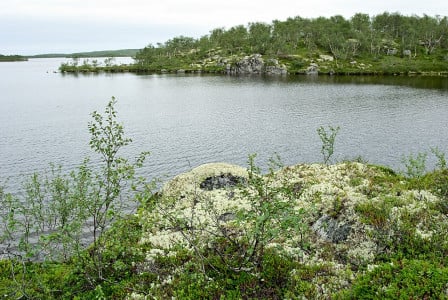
[58,12,448,75]
[0,54,28,62]
[0,50,139,61]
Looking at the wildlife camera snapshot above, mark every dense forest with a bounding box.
[130,12,448,74]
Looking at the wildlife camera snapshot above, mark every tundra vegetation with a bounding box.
[60,12,448,75]
[1,99,448,299]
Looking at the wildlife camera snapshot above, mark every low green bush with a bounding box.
[338,259,448,299]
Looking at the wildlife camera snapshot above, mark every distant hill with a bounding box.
[0,54,28,62]
[30,49,139,58]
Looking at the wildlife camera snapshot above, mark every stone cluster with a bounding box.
[229,54,288,74]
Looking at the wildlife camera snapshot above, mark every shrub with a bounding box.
[317,125,340,164]
[0,98,152,296]
[339,259,448,299]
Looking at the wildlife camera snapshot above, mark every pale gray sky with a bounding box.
[1,0,446,55]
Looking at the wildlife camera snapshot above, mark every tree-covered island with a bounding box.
[60,12,448,75]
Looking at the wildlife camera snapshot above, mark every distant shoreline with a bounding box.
[26,49,139,59]
[0,55,28,62]
[57,57,448,77]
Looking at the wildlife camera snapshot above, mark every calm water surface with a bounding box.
[1,58,448,192]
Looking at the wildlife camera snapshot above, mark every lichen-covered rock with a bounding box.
[140,161,446,255]
[319,54,334,62]
[137,161,447,298]
[161,162,247,198]
[312,215,352,243]
[139,163,250,251]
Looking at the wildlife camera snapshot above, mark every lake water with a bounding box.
[1,58,448,192]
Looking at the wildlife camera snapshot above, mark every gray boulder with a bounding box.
[306,63,319,75]
[312,214,352,243]
[231,54,264,74]
[230,54,287,74]
[403,49,412,57]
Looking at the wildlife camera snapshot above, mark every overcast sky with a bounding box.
[1,0,446,55]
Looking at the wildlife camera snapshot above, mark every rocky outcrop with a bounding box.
[306,63,319,75]
[231,54,264,74]
[229,54,287,74]
[199,173,245,190]
[141,162,444,262]
[264,58,288,75]
[137,162,447,298]
[312,214,352,243]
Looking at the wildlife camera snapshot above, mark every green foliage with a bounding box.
[422,168,448,214]
[355,189,448,262]
[65,215,146,297]
[279,55,306,72]
[434,171,448,213]
[0,260,71,299]
[339,259,448,299]
[1,165,88,273]
[432,147,447,170]
[230,154,308,273]
[402,152,427,179]
[71,97,150,283]
[0,98,151,297]
[355,196,403,228]
[148,248,300,299]
[317,125,340,164]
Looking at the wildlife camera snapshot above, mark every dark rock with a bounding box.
[232,54,264,74]
[200,173,246,190]
[229,54,287,74]
[312,215,352,243]
[218,212,236,222]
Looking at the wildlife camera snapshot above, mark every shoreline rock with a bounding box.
[228,54,288,75]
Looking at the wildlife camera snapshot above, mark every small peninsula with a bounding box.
[60,12,448,76]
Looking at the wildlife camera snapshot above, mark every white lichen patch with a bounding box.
[126,292,148,300]
[346,240,377,265]
[146,248,166,263]
[405,189,440,203]
[162,162,248,197]
[142,230,188,250]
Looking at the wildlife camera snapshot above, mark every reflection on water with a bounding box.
[305,75,448,90]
